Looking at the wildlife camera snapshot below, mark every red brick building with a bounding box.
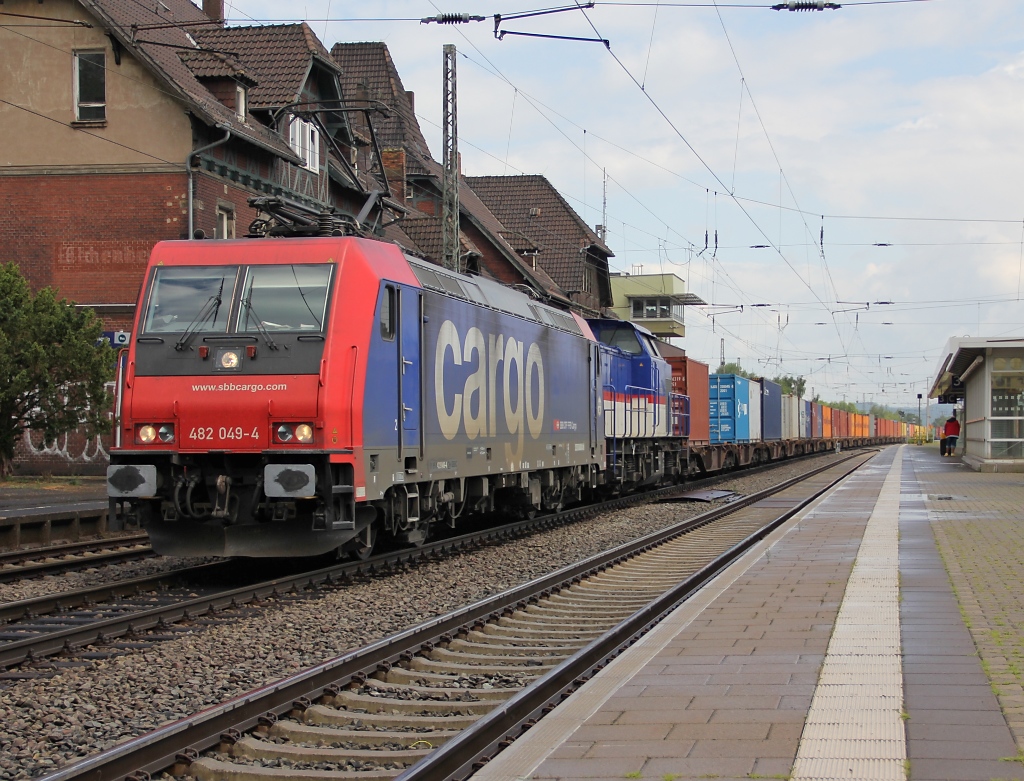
[0,0,396,331]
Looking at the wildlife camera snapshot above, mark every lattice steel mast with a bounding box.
[441,44,460,272]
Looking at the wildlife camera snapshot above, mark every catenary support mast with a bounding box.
[442,44,460,272]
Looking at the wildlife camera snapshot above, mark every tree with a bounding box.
[0,264,115,476]
[869,403,900,422]
[715,362,756,379]
[824,400,859,413]
[771,374,806,398]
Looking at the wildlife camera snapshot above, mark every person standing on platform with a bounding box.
[943,413,961,457]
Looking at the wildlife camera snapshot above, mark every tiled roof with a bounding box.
[330,42,433,174]
[79,0,297,160]
[178,49,256,85]
[195,24,338,109]
[465,174,613,294]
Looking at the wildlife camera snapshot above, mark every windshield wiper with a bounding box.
[242,285,279,350]
[174,278,225,352]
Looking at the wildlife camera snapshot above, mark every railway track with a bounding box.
[0,451,849,672]
[0,533,153,583]
[39,450,876,781]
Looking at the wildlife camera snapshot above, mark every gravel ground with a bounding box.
[0,450,867,779]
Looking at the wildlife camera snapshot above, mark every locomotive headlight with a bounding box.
[276,424,294,443]
[138,425,157,443]
[157,424,175,443]
[219,350,240,370]
[295,424,313,444]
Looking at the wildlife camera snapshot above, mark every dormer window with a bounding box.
[235,83,247,121]
[288,117,320,171]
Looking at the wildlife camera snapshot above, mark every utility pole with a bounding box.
[596,168,607,242]
[720,338,725,370]
[441,44,460,272]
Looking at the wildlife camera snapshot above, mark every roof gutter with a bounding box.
[187,125,232,239]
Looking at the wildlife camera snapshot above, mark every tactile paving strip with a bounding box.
[791,447,906,781]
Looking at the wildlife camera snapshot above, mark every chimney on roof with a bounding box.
[203,0,225,25]
[406,91,414,114]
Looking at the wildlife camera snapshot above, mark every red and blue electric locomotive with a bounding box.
[107,218,688,558]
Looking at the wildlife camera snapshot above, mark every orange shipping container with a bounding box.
[666,356,710,443]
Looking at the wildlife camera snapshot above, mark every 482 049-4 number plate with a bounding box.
[182,424,264,448]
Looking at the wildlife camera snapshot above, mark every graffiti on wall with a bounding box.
[16,428,111,475]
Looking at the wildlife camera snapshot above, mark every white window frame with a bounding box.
[288,116,320,171]
[235,84,247,122]
[215,205,235,239]
[73,50,106,122]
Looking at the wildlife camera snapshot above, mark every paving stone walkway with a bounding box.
[908,445,1024,756]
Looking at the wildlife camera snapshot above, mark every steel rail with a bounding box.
[0,535,153,583]
[38,451,872,781]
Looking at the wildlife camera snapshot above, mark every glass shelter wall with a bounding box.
[990,351,1024,458]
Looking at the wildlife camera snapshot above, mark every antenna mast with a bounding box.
[442,44,460,272]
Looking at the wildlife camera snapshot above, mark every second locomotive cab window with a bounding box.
[74,51,106,122]
[143,266,238,333]
[239,264,332,332]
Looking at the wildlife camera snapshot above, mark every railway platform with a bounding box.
[474,444,1024,781]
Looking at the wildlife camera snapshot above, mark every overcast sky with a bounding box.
[229,0,1024,408]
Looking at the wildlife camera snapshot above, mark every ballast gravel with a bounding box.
[0,452,859,779]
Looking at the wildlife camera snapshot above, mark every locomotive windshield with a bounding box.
[592,323,644,355]
[238,264,332,332]
[143,266,238,333]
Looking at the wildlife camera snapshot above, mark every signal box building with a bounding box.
[930,336,1024,472]
[607,271,705,339]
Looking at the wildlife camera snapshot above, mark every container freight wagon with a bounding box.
[666,356,710,443]
[759,379,783,441]
[709,374,755,443]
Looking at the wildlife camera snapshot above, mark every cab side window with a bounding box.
[380,285,396,340]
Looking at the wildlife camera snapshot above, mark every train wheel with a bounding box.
[343,525,377,561]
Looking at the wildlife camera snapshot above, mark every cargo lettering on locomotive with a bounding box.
[434,320,546,463]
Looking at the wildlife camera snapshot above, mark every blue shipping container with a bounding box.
[802,399,812,439]
[759,379,783,441]
[709,374,753,443]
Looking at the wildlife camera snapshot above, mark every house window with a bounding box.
[289,117,320,171]
[215,206,235,239]
[235,84,247,121]
[74,51,106,122]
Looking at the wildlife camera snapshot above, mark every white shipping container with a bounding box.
[782,394,801,439]
[748,380,762,442]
